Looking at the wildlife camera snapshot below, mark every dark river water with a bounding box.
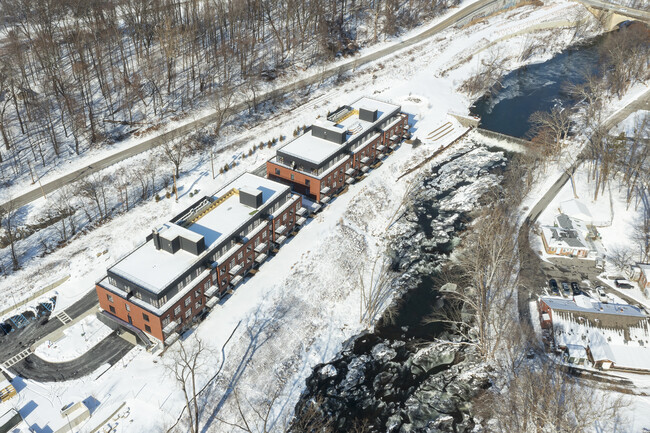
[470,35,606,138]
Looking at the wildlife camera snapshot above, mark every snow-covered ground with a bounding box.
[33,315,112,362]
[1,0,639,431]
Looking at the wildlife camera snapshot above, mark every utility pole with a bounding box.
[210,149,215,179]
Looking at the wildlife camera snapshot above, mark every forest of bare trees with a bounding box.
[0,0,459,185]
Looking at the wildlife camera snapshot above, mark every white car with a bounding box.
[596,287,608,303]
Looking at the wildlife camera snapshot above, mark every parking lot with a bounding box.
[519,233,646,313]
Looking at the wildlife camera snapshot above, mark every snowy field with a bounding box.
[1,0,642,431]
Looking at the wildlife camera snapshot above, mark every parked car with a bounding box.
[549,279,559,295]
[596,286,608,303]
[562,281,571,296]
[615,279,633,289]
[571,282,581,296]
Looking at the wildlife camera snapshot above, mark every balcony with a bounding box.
[345,178,355,185]
[231,275,243,286]
[205,285,219,298]
[254,253,268,264]
[229,264,243,276]
[254,242,268,253]
[320,186,331,195]
[378,153,386,159]
[296,217,307,225]
[377,145,387,152]
[361,166,370,173]
[162,319,180,335]
[165,332,180,346]
[296,207,307,216]
[345,168,356,176]
[360,156,370,164]
[390,134,399,142]
[320,196,331,204]
[275,225,286,234]
[206,297,220,309]
[275,235,287,245]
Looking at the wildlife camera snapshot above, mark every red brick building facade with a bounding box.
[96,174,303,346]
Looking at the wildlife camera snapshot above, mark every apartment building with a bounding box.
[267,97,408,203]
[95,173,304,346]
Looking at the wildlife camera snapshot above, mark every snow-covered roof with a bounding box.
[541,296,645,318]
[278,97,400,166]
[559,199,593,223]
[280,134,342,165]
[566,344,588,359]
[109,174,289,294]
[541,226,587,249]
[552,309,650,370]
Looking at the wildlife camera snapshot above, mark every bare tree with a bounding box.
[217,384,334,433]
[0,199,20,270]
[166,336,207,433]
[528,105,572,157]
[427,203,519,361]
[162,138,187,181]
[476,361,628,433]
[51,185,77,244]
[358,253,394,326]
[77,173,110,221]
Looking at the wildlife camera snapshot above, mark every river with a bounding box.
[292,31,622,432]
[470,35,607,137]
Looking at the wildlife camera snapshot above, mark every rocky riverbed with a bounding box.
[293,140,507,432]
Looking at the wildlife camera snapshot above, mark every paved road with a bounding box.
[0,0,498,213]
[575,0,650,22]
[0,290,99,365]
[525,87,650,225]
[10,331,134,382]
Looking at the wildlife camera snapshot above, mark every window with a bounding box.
[305,179,310,186]
[275,168,280,175]
[125,303,130,312]
[184,297,191,307]
[237,251,243,260]
[221,267,226,274]
[145,324,152,333]
[211,270,217,281]
[203,282,209,291]
[143,313,150,322]
[174,305,181,316]
[262,231,267,239]
[290,174,295,180]
[195,300,203,309]
[109,305,116,314]
[196,289,202,298]
[283,214,287,221]
[247,246,252,252]
[162,316,170,327]
[221,279,227,286]
[107,294,114,303]
[247,257,251,263]
[185,309,192,319]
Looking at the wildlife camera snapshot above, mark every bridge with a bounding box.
[574,0,650,30]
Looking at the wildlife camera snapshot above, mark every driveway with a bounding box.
[10,331,134,382]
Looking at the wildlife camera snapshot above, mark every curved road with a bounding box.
[10,331,134,382]
[0,0,498,212]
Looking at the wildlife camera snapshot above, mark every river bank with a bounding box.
[293,139,507,432]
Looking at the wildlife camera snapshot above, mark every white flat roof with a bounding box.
[541,296,645,317]
[110,174,288,294]
[279,97,400,165]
